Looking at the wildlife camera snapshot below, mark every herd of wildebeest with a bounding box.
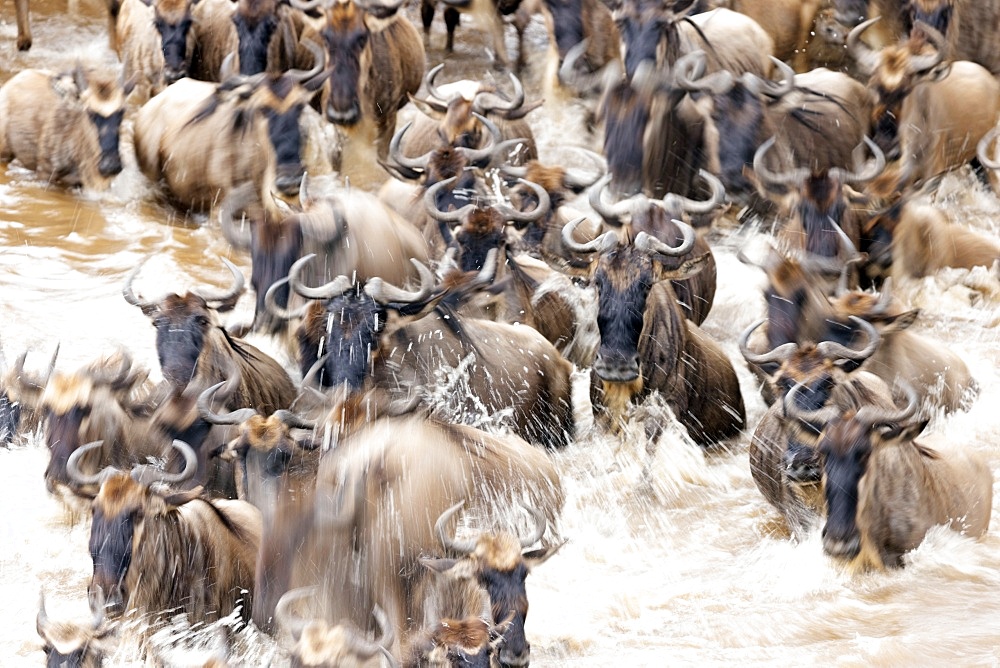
[2,0,1000,664]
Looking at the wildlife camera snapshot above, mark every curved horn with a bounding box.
[264,277,311,321]
[289,0,324,9]
[364,259,436,305]
[473,71,525,115]
[194,257,246,309]
[634,223,695,257]
[288,254,353,301]
[131,439,198,485]
[588,173,637,224]
[272,408,316,431]
[816,316,881,364]
[88,347,134,389]
[561,217,617,255]
[518,503,546,548]
[122,255,158,314]
[424,62,449,103]
[66,440,110,486]
[217,183,256,251]
[835,256,864,297]
[36,591,52,638]
[435,500,478,555]
[12,345,60,392]
[286,39,325,84]
[977,125,1000,170]
[423,175,478,223]
[752,137,809,188]
[562,148,607,190]
[738,318,798,367]
[758,57,796,99]
[908,22,946,73]
[274,585,318,642]
[355,0,407,18]
[496,178,551,224]
[453,114,503,167]
[870,276,893,315]
[197,381,258,426]
[664,169,726,215]
[344,605,394,660]
[387,121,433,180]
[829,136,886,185]
[673,50,733,94]
[846,17,882,75]
[854,380,920,429]
[301,351,331,390]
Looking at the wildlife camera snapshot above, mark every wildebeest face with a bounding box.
[321,2,370,125]
[78,74,129,179]
[298,291,385,391]
[592,246,653,382]
[88,110,125,177]
[818,415,871,560]
[251,218,305,333]
[153,0,196,83]
[264,103,305,194]
[831,0,868,26]
[233,0,280,76]
[152,294,213,388]
[615,2,664,80]
[543,0,585,61]
[88,475,146,616]
[44,404,90,492]
[601,81,649,197]
[418,618,493,668]
[909,1,951,35]
[479,561,531,667]
[710,84,764,194]
[440,98,481,149]
[455,209,505,273]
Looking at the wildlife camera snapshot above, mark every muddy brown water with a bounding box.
[2,1,1000,665]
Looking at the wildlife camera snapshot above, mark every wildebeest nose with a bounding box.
[593,352,640,382]
[499,646,530,667]
[99,154,123,177]
[822,531,861,559]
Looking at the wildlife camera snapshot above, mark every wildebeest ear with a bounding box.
[656,252,710,281]
[420,557,477,580]
[523,539,567,570]
[878,418,928,444]
[163,485,205,506]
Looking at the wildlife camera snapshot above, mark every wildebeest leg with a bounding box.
[422,0,435,34]
[106,0,121,52]
[512,6,531,73]
[444,7,459,51]
[15,0,31,51]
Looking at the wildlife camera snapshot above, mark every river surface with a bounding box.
[2,1,1000,665]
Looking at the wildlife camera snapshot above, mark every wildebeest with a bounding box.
[691,0,823,70]
[402,64,540,163]
[122,255,297,417]
[862,192,1000,283]
[420,501,563,668]
[275,590,395,667]
[133,43,333,211]
[418,0,525,70]
[70,439,262,628]
[785,382,993,569]
[254,397,564,661]
[752,135,884,257]
[834,0,1000,76]
[0,65,129,190]
[538,0,621,95]
[596,6,774,198]
[848,20,1000,197]
[0,344,58,447]
[281,252,575,448]
[676,50,874,201]
[115,0,238,95]
[562,218,746,445]
[232,0,313,75]
[740,316,898,536]
[743,246,978,414]
[586,171,723,325]
[291,0,424,163]
[220,175,430,335]
[36,589,115,668]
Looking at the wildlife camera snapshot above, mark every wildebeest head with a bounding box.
[122,256,245,389]
[197,380,317,509]
[562,217,704,383]
[848,19,947,156]
[36,589,114,668]
[384,111,509,184]
[300,0,408,126]
[1,345,59,447]
[63,65,131,180]
[40,350,147,495]
[151,0,200,84]
[424,501,563,668]
[786,381,923,560]
[70,439,199,616]
[275,590,395,668]
[233,0,280,76]
[908,0,953,36]
[409,617,499,668]
[613,0,694,80]
[424,176,550,272]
